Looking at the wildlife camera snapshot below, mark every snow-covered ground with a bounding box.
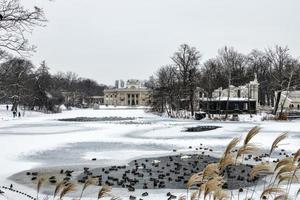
[0,105,299,199]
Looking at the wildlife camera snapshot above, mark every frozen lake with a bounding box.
[0,106,300,199]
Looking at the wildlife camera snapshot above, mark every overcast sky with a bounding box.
[22,0,300,85]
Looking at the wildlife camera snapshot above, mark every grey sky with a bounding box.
[23,0,300,85]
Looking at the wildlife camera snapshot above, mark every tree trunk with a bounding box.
[225,75,231,119]
[207,97,211,119]
[190,91,194,117]
[279,71,294,117]
[273,91,281,115]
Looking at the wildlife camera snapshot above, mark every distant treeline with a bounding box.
[147,44,300,118]
[0,58,106,112]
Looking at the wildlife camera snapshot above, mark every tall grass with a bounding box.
[186,126,299,200]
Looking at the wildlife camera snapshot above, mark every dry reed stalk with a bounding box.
[53,181,65,200]
[213,188,229,200]
[190,191,198,200]
[274,194,289,200]
[274,158,293,172]
[268,157,294,188]
[277,174,298,185]
[79,178,95,200]
[203,163,220,180]
[203,176,223,200]
[219,137,240,171]
[59,183,76,200]
[275,163,296,181]
[250,163,272,179]
[296,188,300,198]
[219,154,235,171]
[287,161,300,194]
[236,144,259,161]
[197,183,206,200]
[249,163,272,199]
[187,172,203,188]
[37,177,45,200]
[224,137,240,157]
[237,126,260,165]
[293,148,300,163]
[269,132,288,156]
[243,126,260,146]
[260,187,285,199]
[97,185,112,199]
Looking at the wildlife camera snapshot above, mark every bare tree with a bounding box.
[155,65,179,116]
[0,0,46,57]
[265,45,296,115]
[247,50,273,106]
[217,46,247,119]
[0,58,35,110]
[172,44,201,117]
[200,58,226,118]
[149,45,300,119]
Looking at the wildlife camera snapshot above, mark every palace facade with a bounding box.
[104,79,151,106]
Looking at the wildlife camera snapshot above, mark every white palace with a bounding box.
[104,79,151,106]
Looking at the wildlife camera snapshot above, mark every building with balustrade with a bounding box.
[104,79,151,106]
[198,74,260,114]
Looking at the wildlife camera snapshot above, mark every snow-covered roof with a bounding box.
[201,97,256,101]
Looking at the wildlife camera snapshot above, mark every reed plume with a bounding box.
[249,163,272,200]
[190,191,198,200]
[260,187,285,199]
[274,157,293,172]
[287,157,300,194]
[203,163,220,180]
[269,132,288,156]
[277,174,298,185]
[219,137,240,170]
[224,137,240,157]
[243,126,260,146]
[59,183,76,200]
[79,178,95,200]
[37,177,45,200]
[213,188,228,200]
[197,183,206,200]
[236,126,260,164]
[97,185,112,199]
[275,163,296,181]
[219,154,235,172]
[293,148,300,163]
[187,172,203,188]
[203,176,224,200]
[236,144,259,161]
[53,181,65,200]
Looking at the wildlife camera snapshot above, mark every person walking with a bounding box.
[12,110,16,118]
[6,105,9,110]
